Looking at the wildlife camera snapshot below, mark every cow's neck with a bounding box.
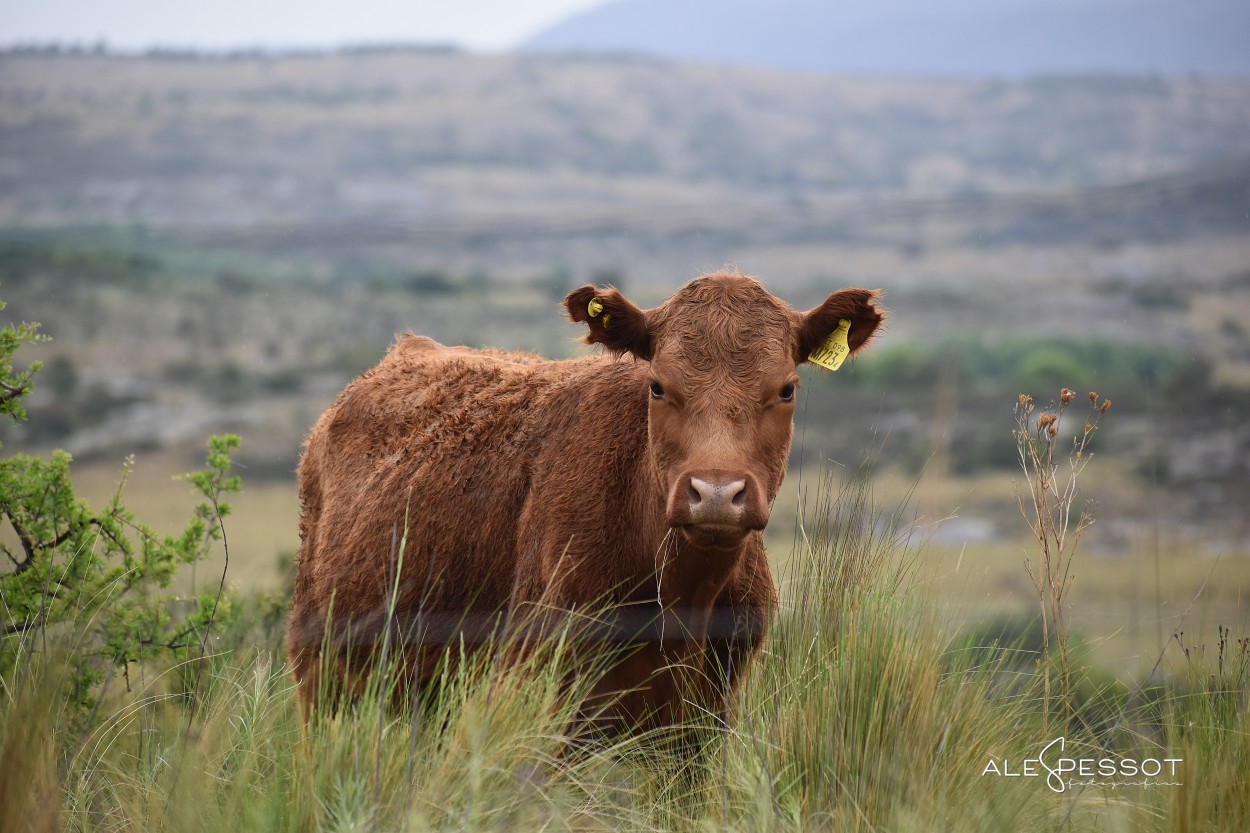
[652,531,746,648]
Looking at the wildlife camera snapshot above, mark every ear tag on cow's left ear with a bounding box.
[808,319,852,371]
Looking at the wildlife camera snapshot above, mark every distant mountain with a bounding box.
[522,0,1250,76]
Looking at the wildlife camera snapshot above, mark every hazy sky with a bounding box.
[1,0,606,51]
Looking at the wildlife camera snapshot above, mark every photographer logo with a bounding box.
[982,737,1183,794]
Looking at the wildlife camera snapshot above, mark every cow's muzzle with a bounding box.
[666,469,768,535]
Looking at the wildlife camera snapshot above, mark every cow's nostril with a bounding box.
[731,483,747,507]
[688,479,703,506]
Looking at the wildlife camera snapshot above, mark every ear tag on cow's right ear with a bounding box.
[587,298,604,318]
[808,319,852,371]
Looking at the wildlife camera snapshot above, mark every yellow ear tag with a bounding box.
[587,298,604,318]
[808,319,852,371]
[600,313,611,328]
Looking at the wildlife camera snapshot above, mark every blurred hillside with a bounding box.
[3,51,1249,258]
[2,48,1249,563]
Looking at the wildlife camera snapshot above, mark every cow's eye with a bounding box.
[779,383,796,401]
[649,380,665,399]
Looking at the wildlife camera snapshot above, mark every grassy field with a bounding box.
[3,471,1247,832]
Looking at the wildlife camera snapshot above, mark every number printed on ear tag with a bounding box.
[808,319,851,371]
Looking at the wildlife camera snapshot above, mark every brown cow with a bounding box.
[286,270,883,734]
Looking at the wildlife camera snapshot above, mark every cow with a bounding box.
[286,269,884,735]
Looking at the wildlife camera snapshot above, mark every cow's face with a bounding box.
[566,272,883,549]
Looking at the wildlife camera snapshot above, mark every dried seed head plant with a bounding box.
[1013,388,1111,729]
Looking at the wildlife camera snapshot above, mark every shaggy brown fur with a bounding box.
[287,270,884,733]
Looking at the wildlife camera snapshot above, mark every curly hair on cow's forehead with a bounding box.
[648,271,799,368]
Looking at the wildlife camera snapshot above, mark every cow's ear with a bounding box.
[564,285,653,360]
[795,288,885,366]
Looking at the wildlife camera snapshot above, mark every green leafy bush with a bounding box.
[0,297,240,717]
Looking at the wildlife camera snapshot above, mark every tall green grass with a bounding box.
[2,470,1247,832]
[721,467,1049,831]
[1162,627,1250,832]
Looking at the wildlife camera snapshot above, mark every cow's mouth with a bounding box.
[677,522,753,548]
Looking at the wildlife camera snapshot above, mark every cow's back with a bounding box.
[287,335,639,703]
[295,336,559,611]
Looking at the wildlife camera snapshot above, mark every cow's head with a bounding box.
[566,271,884,550]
